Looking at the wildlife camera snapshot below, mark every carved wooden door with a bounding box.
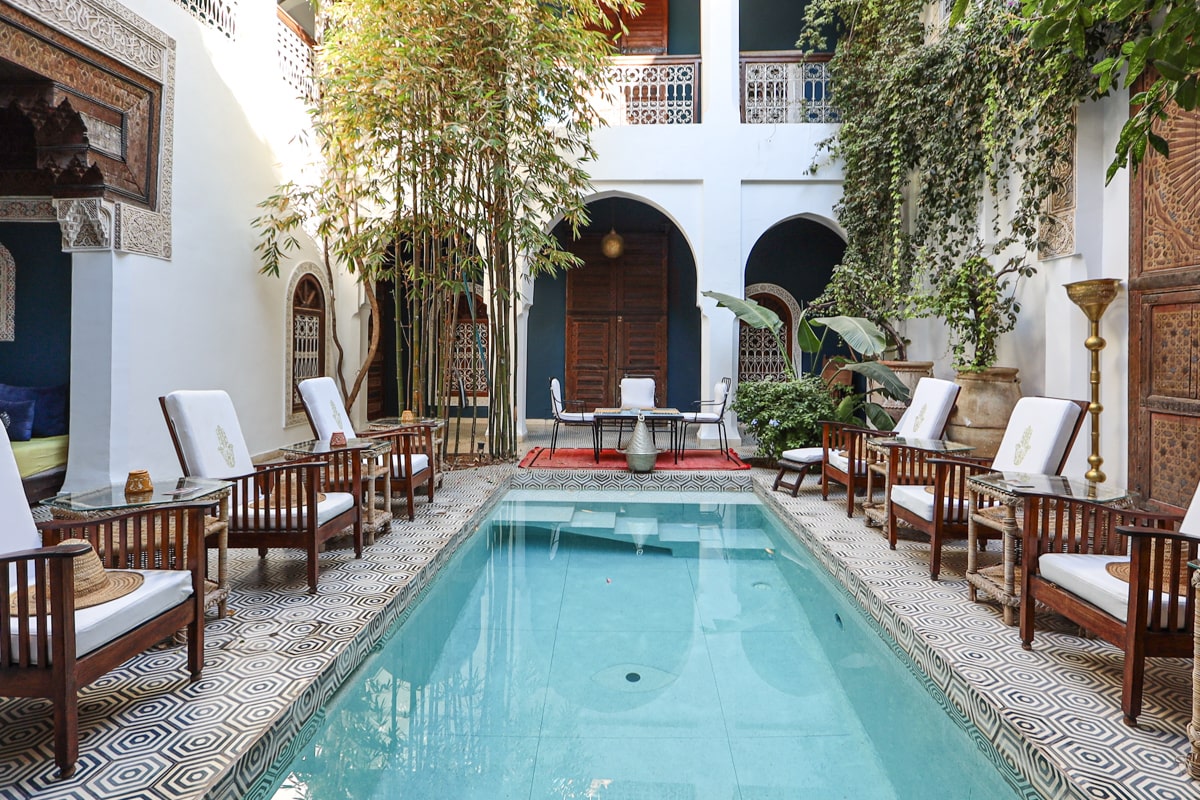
[1129,101,1200,509]
[566,233,668,409]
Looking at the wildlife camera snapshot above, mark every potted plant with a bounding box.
[703,290,910,461]
[924,253,1026,456]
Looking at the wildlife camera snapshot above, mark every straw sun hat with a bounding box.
[9,540,143,615]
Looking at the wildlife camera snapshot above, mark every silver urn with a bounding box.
[624,413,658,473]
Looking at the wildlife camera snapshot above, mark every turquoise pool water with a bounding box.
[268,490,1030,799]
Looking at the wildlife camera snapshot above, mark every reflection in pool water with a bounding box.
[268,491,1029,799]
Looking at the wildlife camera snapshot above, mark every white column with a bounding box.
[63,251,134,490]
[700,0,740,128]
[697,175,743,448]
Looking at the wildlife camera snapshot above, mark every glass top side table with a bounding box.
[966,472,1130,625]
[43,476,232,515]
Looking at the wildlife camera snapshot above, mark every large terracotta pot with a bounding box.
[875,360,935,423]
[944,367,1022,459]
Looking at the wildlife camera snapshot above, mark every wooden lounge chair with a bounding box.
[774,377,960,511]
[886,396,1087,579]
[1019,488,1197,726]
[0,423,210,777]
[298,376,434,521]
[160,390,362,593]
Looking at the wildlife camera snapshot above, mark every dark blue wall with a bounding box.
[739,0,834,52]
[0,223,71,387]
[527,198,700,418]
[745,217,845,372]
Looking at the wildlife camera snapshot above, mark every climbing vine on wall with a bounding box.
[802,0,1115,370]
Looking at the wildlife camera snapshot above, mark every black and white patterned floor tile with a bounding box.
[2,451,1197,800]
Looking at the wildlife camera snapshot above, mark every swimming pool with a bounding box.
[267,490,1030,799]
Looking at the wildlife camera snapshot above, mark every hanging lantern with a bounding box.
[601,228,625,259]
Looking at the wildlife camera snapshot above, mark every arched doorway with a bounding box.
[527,197,699,416]
[741,217,845,379]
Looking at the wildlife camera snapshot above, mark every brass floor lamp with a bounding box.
[1064,278,1121,483]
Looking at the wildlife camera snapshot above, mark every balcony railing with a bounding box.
[740,52,838,124]
[277,8,317,104]
[595,56,700,125]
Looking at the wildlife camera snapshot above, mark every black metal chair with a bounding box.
[549,378,596,456]
[681,377,732,459]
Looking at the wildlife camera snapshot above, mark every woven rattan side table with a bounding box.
[965,472,1129,625]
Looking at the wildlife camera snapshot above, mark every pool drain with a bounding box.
[626,672,641,683]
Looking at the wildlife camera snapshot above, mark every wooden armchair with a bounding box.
[298,376,433,521]
[160,390,362,593]
[886,396,1087,579]
[0,424,211,777]
[786,377,960,516]
[1018,491,1196,726]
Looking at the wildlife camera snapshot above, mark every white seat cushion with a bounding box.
[683,412,721,423]
[8,569,193,663]
[392,453,430,478]
[557,412,593,423]
[619,378,656,410]
[893,378,959,439]
[890,484,968,524]
[826,450,865,476]
[162,390,256,478]
[298,377,358,441]
[992,397,1081,473]
[235,491,356,528]
[780,447,823,465]
[1039,553,1188,627]
[0,424,43,588]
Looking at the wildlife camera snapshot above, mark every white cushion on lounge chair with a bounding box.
[826,450,868,476]
[780,447,823,465]
[1039,553,1188,627]
[162,390,256,478]
[8,569,194,663]
[619,378,656,410]
[235,491,356,528]
[890,484,968,524]
[392,453,430,477]
[992,397,1081,473]
[893,378,959,439]
[298,377,358,440]
[0,423,41,589]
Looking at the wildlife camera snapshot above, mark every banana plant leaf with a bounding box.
[863,402,897,431]
[840,361,911,402]
[702,290,782,332]
[796,316,822,353]
[812,316,887,356]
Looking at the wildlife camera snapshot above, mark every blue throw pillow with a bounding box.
[0,383,69,437]
[0,398,36,441]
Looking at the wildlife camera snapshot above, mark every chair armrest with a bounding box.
[37,501,214,572]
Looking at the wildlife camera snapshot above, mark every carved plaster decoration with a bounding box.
[7,0,176,260]
[284,263,333,427]
[1039,111,1077,260]
[0,243,14,341]
[0,198,55,221]
[54,197,115,251]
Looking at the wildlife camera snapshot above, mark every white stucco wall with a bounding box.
[63,0,364,489]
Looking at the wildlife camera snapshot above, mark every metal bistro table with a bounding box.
[281,437,393,542]
[43,476,233,616]
[966,471,1130,625]
[592,408,684,464]
[861,436,976,528]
